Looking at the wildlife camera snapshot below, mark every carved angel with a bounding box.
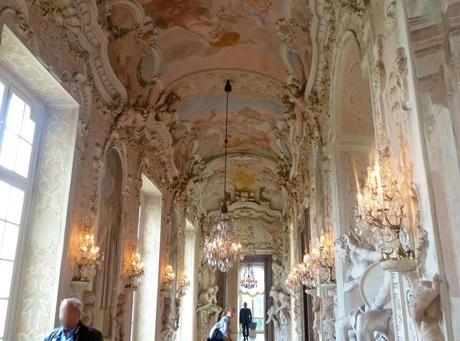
[153,91,181,128]
[335,232,381,292]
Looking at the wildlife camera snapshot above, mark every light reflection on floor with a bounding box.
[238,334,265,340]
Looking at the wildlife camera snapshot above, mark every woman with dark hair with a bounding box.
[208,308,235,341]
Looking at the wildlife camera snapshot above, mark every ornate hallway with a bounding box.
[0,0,459,340]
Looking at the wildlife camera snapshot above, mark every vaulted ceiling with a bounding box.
[104,0,316,215]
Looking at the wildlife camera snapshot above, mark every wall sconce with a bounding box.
[354,147,415,261]
[125,251,144,289]
[312,231,336,287]
[73,232,103,282]
[286,230,335,291]
[161,264,176,292]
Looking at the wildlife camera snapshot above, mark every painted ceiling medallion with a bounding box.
[203,80,244,272]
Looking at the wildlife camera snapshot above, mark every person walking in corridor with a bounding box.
[209,308,235,341]
[239,302,252,340]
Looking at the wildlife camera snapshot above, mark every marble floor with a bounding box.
[238,334,265,340]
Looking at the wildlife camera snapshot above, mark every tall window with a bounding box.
[0,77,40,340]
[130,203,143,341]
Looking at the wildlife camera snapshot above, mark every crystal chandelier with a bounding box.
[354,147,413,259]
[240,264,258,289]
[203,80,244,272]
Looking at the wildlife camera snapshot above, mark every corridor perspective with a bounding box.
[0,0,459,340]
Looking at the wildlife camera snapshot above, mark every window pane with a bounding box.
[1,92,34,177]
[20,105,35,144]
[0,223,19,261]
[0,181,24,223]
[0,223,4,250]
[0,130,19,171]
[0,261,13,298]
[0,82,4,106]
[254,295,264,316]
[6,185,24,225]
[0,183,7,220]
[15,139,31,177]
[0,299,7,338]
[5,94,25,135]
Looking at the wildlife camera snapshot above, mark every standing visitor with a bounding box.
[239,302,253,340]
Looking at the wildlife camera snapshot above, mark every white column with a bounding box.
[179,225,198,341]
[135,194,162,339]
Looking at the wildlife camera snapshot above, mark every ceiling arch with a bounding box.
[139,0,291,84]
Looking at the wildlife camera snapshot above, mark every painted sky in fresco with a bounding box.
[178,93,283,157]
[140,0,286,83]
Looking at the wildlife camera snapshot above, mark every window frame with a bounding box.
[0,65,44,340]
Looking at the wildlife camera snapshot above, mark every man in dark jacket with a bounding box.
[44,298,103,341]
[239,302,252,340]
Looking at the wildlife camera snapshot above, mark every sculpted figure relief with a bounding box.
[284,82,306,177]
[335,232,381,293]
[322,293,336,341]
[275,289,291,324]
[154,91,181,128]
[196,285,222,337]
[312,294,321,341]
[335,232,394,341]
[272,260,284,288]
[267,287,290,340]
[266,304,279,328]
[81,290,96,326]
[409,275,444,341]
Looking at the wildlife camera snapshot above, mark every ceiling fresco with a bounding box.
[140,0,287,83]
[177,93,284,158]
[196,154,284,213]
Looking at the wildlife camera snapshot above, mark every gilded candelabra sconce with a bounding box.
[73,230,103,282]
[286,230,336,293]
[354,147,416,272]
[161,264,176,292]
[311,231,336,288]
[124,250,144,289]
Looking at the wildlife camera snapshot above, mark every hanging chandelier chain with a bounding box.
[223,84,230,198]
[203,79,243,273]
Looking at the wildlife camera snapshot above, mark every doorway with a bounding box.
[237,255,273,341]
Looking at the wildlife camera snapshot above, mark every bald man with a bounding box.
[44,298,102,341]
